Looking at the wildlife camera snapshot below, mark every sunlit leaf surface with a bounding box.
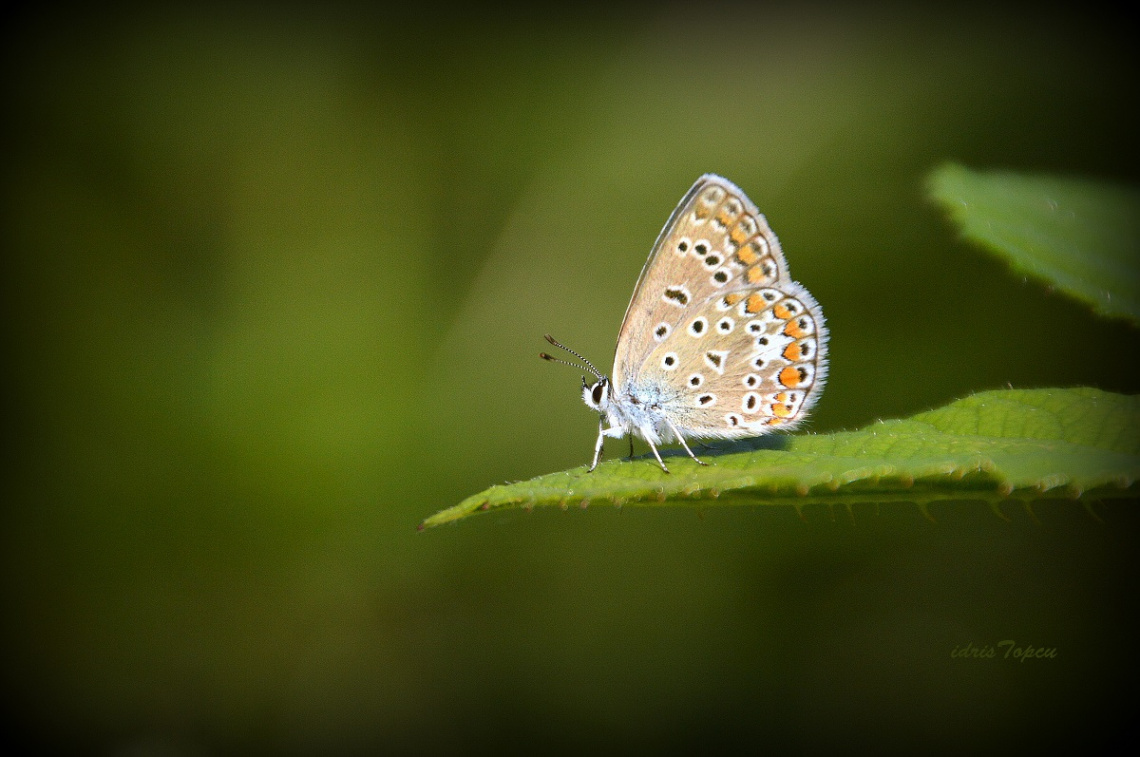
[424,388,1138,527]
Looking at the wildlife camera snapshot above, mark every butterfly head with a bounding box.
[540,334,612,416]
[581,375,611,413]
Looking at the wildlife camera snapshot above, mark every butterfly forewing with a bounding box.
[612,175,790,387]
[611,174,827,438]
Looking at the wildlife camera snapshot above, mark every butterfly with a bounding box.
[541,174,828,473]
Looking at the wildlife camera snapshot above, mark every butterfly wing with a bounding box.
[636,279,828,438]
[612,174,790,386]
[612,174,827,438]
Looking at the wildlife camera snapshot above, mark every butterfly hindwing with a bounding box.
[635,280,827,438]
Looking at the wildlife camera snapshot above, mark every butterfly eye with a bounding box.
[592,383,605,404]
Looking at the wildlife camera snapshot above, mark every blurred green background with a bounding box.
[3,3,1138,753]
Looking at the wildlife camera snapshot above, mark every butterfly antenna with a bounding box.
[539,352,592,373]
[540,334,603,378]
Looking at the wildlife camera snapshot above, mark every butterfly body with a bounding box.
[591,375,682,446]
[544,174,828,473]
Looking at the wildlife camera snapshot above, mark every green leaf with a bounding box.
[421,388,1139,528]
[928,163,1140,325]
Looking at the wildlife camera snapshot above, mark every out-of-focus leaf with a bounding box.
[929,163,1140,325]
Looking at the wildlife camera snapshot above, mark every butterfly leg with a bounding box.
[645,438,670,474]
[588,418,606,472]
[665,418,708,466]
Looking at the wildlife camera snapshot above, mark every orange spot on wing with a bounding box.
[783,319,807,339]
[745,293,765,314]
[775,392,789,403]
[766,417,784,425]
[694,203,712,220]
[778,366,800,388]
[746,266,766,284]
[771,403,793,418]
[730,225,750,246]
[716,207,736,226]
[783,342,802,361]
[724,293,744,306]
[737,244,759,266]
[773,303,792,320]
